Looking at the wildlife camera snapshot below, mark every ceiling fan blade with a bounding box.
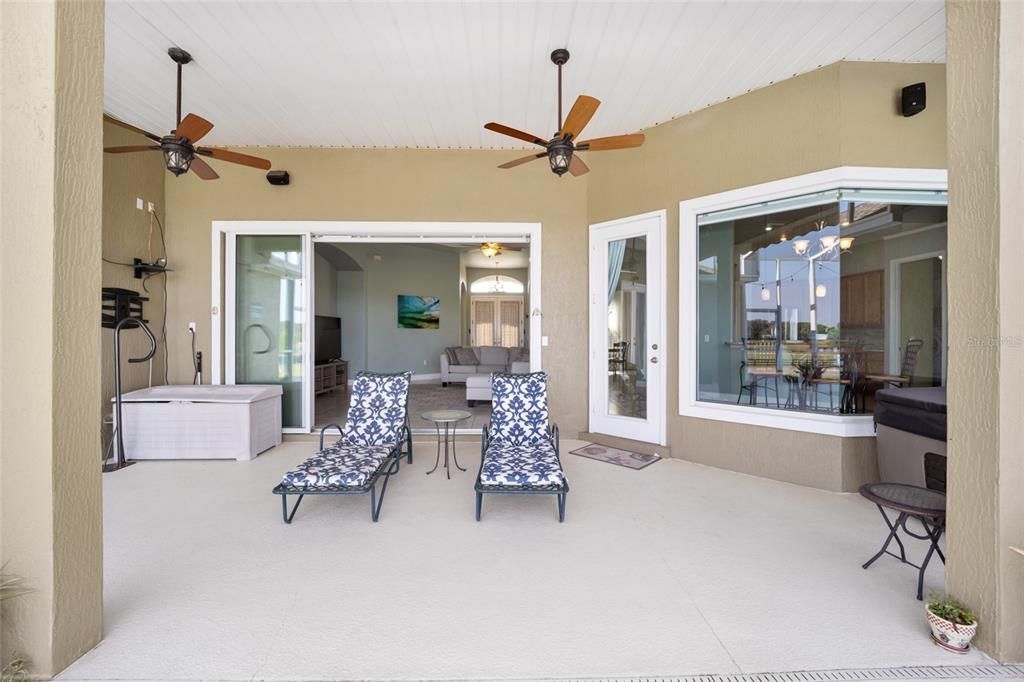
[498,152,547,169]
[174,113,214,143]
[103,114,162,142]
[195,147,272,170]
[559,95,600,141]
[189,155,220,180]
[104,145,161,154]
[575,133,645,151]
[484,123,548,147]
[568,154,589,177]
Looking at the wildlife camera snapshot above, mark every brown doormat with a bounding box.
[569,443,661,470]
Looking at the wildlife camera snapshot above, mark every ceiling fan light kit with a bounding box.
[103,47,272,181]
[484,48,645,177]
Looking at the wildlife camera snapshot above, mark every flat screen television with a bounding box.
[314,315,342,364]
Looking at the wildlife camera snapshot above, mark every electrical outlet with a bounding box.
[423,359,427,366]
[188,322,197,333]
[136,197,144,211]
[147,201,156,213]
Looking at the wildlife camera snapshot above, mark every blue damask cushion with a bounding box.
[489,372,549,446]
[479,441,564,487]
[342,371,411,446]
[280,443,392,488]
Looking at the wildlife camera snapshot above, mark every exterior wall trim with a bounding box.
[678,166,948,438]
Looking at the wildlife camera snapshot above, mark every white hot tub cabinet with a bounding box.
[114,385,283,461]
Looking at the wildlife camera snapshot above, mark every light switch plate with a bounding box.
[136,197,144,210]
[541,336,549,346]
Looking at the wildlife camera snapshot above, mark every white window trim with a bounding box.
[678,166,948,438]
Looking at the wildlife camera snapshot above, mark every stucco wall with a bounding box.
[586,61,946,491]
[946,0,1024,662]
[0,0,104,676]
[163,149,589,435]
[101,121,167,441]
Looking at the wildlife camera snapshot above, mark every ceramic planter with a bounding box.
[927,605,978,653]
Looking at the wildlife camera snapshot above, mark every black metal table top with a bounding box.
[860,482,946,517]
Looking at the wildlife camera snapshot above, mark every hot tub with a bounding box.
[873,386,946,489]
[113,384,283,461]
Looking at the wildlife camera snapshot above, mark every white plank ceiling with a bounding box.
[105,0,946,149]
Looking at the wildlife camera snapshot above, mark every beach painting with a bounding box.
[397,295,440,329]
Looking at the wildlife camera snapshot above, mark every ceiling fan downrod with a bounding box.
[551,49,570,134]
[168,47,192,129]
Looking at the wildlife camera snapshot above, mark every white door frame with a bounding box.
[588,209,667,446]
[212,221,542,433]
[888,250,947,381]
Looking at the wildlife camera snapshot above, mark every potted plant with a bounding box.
[926,592,978,653]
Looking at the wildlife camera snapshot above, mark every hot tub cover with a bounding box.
[874,386,946,441]
[116,384,283,403]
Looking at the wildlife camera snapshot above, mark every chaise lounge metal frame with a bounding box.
[273,370,414,523]
[272,420,413,523]
[474,422,568,522]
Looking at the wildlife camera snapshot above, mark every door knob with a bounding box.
[651,343,659,350]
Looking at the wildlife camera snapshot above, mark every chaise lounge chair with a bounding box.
[273,370,413,523]
[475,372,568,522]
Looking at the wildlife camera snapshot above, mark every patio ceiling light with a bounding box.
[548,141,573,176]
[819,235,839,251]
[792,239,810,256]
[839,236,855,251]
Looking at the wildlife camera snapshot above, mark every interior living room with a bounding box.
[3,1,1024,681]
[311,240,532,431]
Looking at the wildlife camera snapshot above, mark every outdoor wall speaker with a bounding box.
[901,82,926,117]
[266,170,290,186]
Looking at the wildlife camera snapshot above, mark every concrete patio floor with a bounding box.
[60,438,999,681]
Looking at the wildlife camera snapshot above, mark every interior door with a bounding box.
[589,211,667,445]
[471,296,524,347]
[471,299,496,346]
[228,234,308,430]
[894,253,946,385]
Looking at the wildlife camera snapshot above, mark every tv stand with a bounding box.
[314,360,348,396]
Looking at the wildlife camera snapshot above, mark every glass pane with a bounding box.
[899,256,944,386]
[235,235,305,428]
[607,236,647,419]
[696,193,947,415]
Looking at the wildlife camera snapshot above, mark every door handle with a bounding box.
[652,343,659,350]
[650,357,659,364]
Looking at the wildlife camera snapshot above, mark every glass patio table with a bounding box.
[422,409,471,479]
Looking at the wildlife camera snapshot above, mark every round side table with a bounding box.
[422,409,471,479]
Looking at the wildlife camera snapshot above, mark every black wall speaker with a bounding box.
[266,170,290,186]
[901,82,926,117]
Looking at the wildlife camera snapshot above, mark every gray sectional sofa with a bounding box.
[440,346,529,386]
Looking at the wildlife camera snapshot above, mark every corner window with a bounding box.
[695,188,947,418]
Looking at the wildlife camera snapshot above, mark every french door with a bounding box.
[589,211,667,445]
[471,295,524,347]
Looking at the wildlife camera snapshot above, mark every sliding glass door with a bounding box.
[230,235,307,429]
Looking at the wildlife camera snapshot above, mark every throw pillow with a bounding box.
[445,347,460,365]
[453,347,479,365]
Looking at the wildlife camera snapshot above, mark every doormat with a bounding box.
[569,444,661,470]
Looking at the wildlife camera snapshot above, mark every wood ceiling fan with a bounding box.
[103,47,271,181]
[485,48,645,177]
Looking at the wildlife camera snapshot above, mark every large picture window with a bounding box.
[680,169,948,436]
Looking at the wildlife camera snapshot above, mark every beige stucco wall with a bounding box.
[163,149,589,435]
[101,122,167,444]
[946,0,1024,662]
[586,61,946,492]
[0,0,105,676]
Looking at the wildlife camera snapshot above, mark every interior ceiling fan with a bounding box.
[468,242,523,258]
[103,47,271,181]
[485,48,645,177]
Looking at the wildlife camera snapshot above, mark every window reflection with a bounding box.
[697,195,947,415]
